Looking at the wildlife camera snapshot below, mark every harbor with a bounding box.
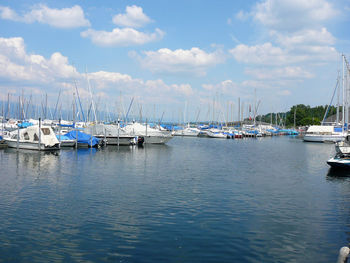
[1,0,350,262]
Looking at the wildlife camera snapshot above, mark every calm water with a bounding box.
[1,136,350,262]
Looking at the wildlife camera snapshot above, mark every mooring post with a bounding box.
[337,246,350,263]
[38,117,41,151]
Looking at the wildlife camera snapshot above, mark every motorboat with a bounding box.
[206,129,228,139]
[172,124,200,137]
[4,125,60,151]
[64,130,100,148]
[327,154,350,169]
[303,125,346,143]
[56,134,76,147]
[124,122,173,144]
[84,124,138,146]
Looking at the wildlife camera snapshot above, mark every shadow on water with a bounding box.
[327,167,350,179]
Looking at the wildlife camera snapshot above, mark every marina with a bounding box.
[0,0,350,262]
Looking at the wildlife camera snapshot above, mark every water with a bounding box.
[0,136,350,262]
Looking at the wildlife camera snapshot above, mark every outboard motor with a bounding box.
[137,136,144,146]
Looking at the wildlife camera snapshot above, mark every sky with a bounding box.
[0,0,349,122]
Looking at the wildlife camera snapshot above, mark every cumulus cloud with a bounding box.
[245,66,314,80]
[0,37,78,83]
[272,27,336,47]
[230,0,339,72]
[202,80,241,96]
[112,5,152,28]
[0,4,90,28]
[81,27,164,47]
[134,47,225,75]
[0,37,194,107]
[229,43,299,66]
[252,0,338,32]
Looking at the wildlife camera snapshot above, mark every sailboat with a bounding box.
[305,55,348,143]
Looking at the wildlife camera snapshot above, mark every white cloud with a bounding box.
[229,40,338,67]
[229,43,292,65]
[0,37,78,83]
[245,66,314,80]
[81,28,164,47]
[202,80,241,96]
[112,5,152,28]
[235,10,250,21]
[0,4,90,28]
[253,0,338,32]
[135,47,225,75]
[0,37,194,108]
[278,90,291,96]
[272,27,336,47]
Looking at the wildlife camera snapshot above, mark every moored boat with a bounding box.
[303,125,346,143]
[327,154,350,169]
[4,125,60,151]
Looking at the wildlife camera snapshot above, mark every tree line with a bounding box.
[256,104,339,127]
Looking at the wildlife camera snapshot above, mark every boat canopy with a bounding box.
[64,131,99,147]
[306,125,343,133]
[17,126,58,147]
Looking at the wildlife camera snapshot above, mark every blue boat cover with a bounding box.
[17,122,33,128]
[64,131,99,147]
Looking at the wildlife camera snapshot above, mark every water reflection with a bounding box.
[327,167,350,178]
[1,137,350,262]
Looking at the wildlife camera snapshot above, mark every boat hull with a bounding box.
[4,139,59,151]
[327,157,350,169]
[59,140,76,147]
[303,135,345,143]
[95,135,136,146]
[144,135,173,144]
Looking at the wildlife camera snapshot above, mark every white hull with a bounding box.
[327,157,350,169]
[95,135,136,146]
[303,134,345,143]
[144,135,173,144]
[5,139,59,151]
[206,131,227,139]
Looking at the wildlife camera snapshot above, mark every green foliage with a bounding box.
[257,104,338,127]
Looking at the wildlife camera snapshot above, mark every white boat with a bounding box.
[327,155,350,169]
[206,129,228,139]
[335,135,350,154]
[84,124,137,146]
[303,125,346,143]
[124,122,173,144]
[172,125,200,137]
[56,134,76,147]
[4,125,60,151]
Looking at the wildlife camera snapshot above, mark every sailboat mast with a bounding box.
[342,54,345,127]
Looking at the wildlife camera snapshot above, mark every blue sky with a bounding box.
[0,0,349,122]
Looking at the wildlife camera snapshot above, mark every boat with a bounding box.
[327,154,350,169]
[303,125,346,143]
[64,130,100,148]
[206,128,228,139]
[172,124,200,137]
[124,122,173,144]
[84,124,138,146]
[56,134,76,147]
[4,125,60,151]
